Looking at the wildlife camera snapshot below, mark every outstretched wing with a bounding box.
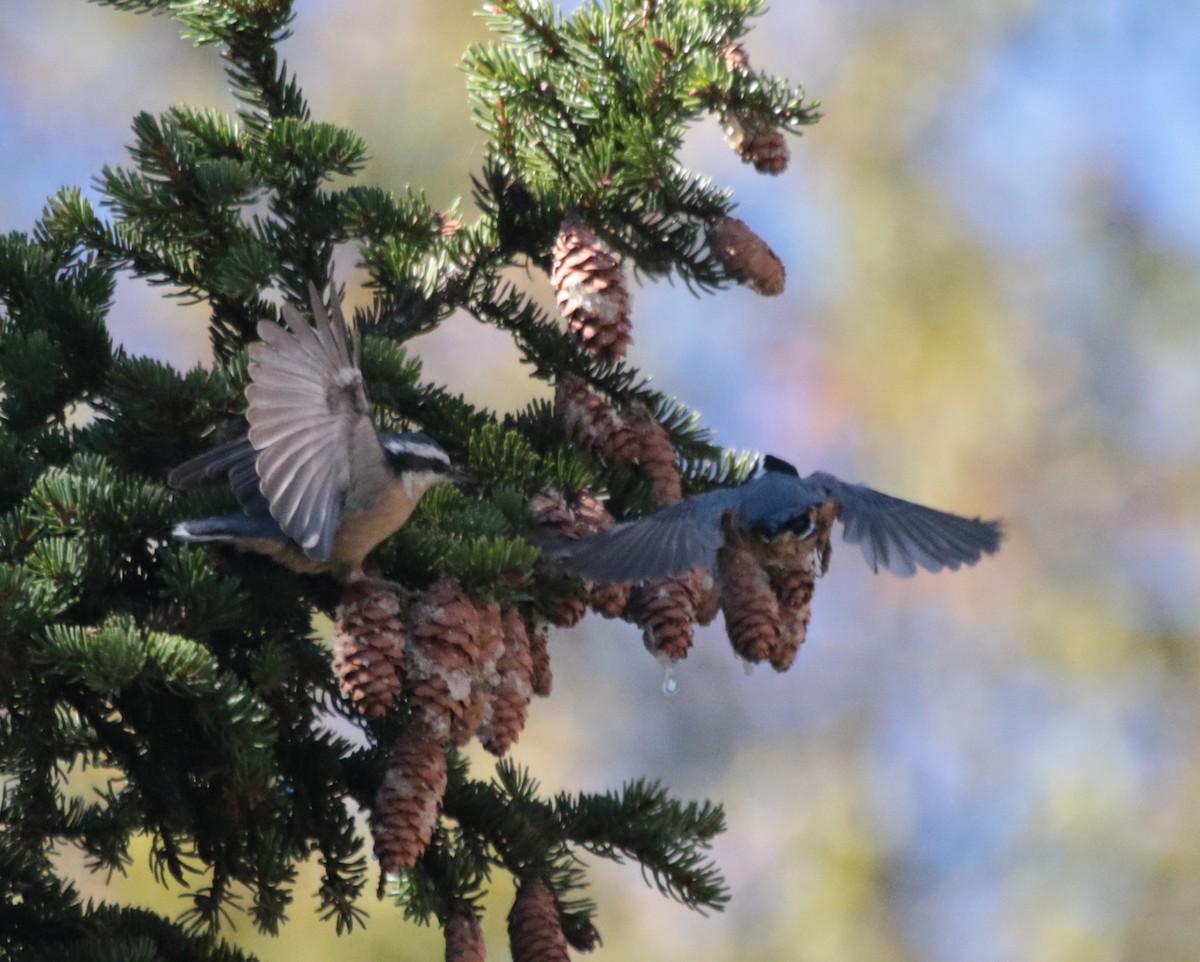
[541,488,743,584]
[807,472,1002,576]
[166,435,268,515]
[245,285,385,563]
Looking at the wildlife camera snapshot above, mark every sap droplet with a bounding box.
[662,667,678,696]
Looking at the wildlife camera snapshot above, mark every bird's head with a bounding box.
[381,432,466,497]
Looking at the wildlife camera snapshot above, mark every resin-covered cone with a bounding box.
[717,535,783,663]
[723,113,790,174]
[508,880,569,962]
[555,373,642,463]
[552,214,632,360]
[708,216,785,296]
[371,722,448,877]
[405,577,487,741]
[333,583,404,717]
[449,600,505,747]
[479,608,536,756]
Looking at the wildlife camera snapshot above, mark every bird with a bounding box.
[169,284,460,583]
[542,455,1003,584]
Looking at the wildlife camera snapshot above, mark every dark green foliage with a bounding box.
[1,0,818,956]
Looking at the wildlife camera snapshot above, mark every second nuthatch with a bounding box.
[170,285,459,582]
[543,455,1003,583]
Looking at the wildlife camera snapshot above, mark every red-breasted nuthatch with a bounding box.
[544,455,1002,583]
[170,286,459,582]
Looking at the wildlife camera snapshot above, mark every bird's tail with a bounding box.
[173,514,286,544]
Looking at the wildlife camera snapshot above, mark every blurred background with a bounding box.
[3,1,1199,960]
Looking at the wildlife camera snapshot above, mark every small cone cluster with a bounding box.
[445,903,487,962]
[404,577,505,745]
[708,216,785,296]
[371,722,448,877]
[628,568,718,664]
[530,488,632,619]
[716,507,836,671]
[555,374,683,503]
[332,584,405,717]
[508,880,569,962]
[552,214,632,360]
[719,42,790,175]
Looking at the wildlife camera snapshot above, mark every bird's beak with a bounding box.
[449,464,474,486]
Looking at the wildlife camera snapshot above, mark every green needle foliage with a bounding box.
[0,1,817,959]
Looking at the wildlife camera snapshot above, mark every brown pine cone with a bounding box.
[765,563,817,672]
[552,214,632,360]
[445,903,486,962]
[371,722,448,877]
[405,577,487,741]
[526,614,553,697]
[720,41,751,71]
[479,608,536,756]
[625,401,682,505]
[707,216,785,296]
[630,570,707,663]
[528,490,577,530]
[508,880,569,962]
[333,583,405,717]
[571,490,616,537]
[449,600,506,747]
[722,113,790,174]
[717,535,782,663]
[692,567,721,626]
[589,580,632,619]
[555,372,642,463]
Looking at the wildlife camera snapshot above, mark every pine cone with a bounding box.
[718,42,789,175]
[717,535,782,663]
[692,567,721,626]
[450,600,506,747]
[720,41,751,71]
[552,214,632,360]
[630,569,707,663]
[707,216,785,296]
[445,903,486,962]
[528,490,577,530]
[722,113,790,175]
[766,563,817,672]
[527,614,553,697]
[371,722,448,877]
[479,608,536,756]
[508,880,569,962]
[555,373,642,463]
[333,583,404,717]
[405,577,487,741]
[571,491,616,537]
[589,580,631,618]
[625,401,682,505]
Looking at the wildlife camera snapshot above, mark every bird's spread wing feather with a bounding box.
[807,472,1002,576]
[245,286,384,563]
[167,436,268,514]
[543,488,742,584]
